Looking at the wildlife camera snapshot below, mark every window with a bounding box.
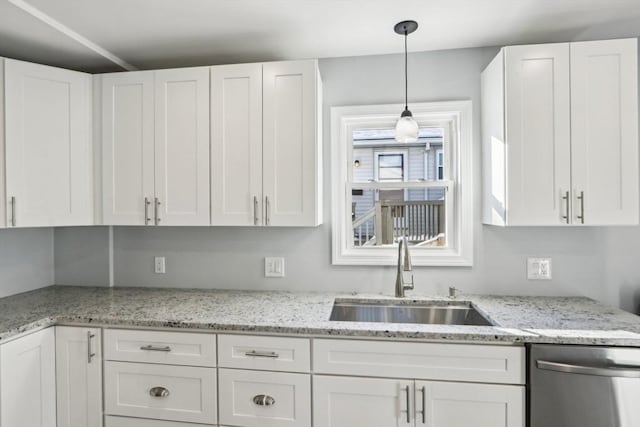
[331,101,473,266]
[436,149,444,180]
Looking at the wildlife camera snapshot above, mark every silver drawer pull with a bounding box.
[253,394,276,406]
[537,360,640,378]
[140,345,172,352]
[245,350,279,358]
[149,386,170,398]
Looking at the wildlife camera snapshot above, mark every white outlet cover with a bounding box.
[527,257,552,280]
[154,256,166,274]
[265,257,285,278]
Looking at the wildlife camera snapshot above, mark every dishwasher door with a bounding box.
[530,344,640,427]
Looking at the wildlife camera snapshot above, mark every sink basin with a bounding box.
[329,300,493,326]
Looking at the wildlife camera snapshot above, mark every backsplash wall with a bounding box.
[54,45,635,310]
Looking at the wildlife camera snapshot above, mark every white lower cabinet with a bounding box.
[313,376,413,427]
[0,328,56,427]
[105,416,215,427]
[417,380,524,427]
[104,361,217,424]
[219,368,311,427]
[313,376,524,427]
[56,326,102,427]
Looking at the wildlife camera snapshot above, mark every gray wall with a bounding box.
[53,45,635,311]
[0,228,54,298]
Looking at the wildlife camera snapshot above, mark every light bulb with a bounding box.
[395,115,419,143]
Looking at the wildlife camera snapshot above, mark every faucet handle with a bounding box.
[448,287,459,299]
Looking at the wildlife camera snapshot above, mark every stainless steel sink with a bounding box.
[329,300,493,326]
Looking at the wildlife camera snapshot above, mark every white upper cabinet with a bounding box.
[263,60,322,227]
[101,67,210,226]
[211,63,263,226]
[5,58,93,227]
[154,68,210,226]
[0,328,57,427]
[570,39,639,225]
[482,38,638,226]
[101,71,155,225]
[0,58,5,228]
[211,59,322,227]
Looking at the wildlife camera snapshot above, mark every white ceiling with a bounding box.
[1,0,640,73]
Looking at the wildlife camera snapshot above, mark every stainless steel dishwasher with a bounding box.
[530,344,640,427]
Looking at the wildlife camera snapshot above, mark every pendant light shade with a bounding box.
[394,20,419,143]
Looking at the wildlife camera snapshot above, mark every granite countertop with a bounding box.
[1,285,640,346]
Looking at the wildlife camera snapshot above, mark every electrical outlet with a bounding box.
[527,257,551,280]
[265,257,285,278]
[154,256,166,274]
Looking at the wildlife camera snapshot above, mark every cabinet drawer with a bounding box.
[104,329,216,367]
[105,416,215,427]
[104,361,217,424]
[313,339,525,385]
[218,334,310,372]
[219,368,311,427]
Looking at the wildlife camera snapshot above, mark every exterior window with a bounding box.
[331,101,473,266]
[377,154,404,181]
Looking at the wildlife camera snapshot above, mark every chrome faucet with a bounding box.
[395,237,414,297]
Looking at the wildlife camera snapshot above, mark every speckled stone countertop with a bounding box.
[1,286,640,346]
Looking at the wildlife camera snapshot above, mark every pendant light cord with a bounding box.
[404,29,408,111]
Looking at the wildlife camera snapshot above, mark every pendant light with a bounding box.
[394,20,419,143]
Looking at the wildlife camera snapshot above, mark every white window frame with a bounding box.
[331,101,473,266]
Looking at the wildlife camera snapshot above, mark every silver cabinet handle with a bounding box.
[418,386,426,423]
[144,197,151,225]
[149,386,170,398]
[140,345,172,352]
[561,191,569,224]
[253,196,259,225]
[265,196,270,226]
[537,360,640,378]
[154,197,161,225]
[87,331,96,363]
[9,196,15,227]
[253,394,276,406]
[245,350,279,358]
[402,385,411,423]
[576,191,585,224]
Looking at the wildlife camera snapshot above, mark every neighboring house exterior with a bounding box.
[350,128,446,246]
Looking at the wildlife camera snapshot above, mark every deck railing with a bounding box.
[353,200,444,246]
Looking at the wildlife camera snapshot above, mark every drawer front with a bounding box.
[104,329,216,367]
[313,339,525,385]
[105,416,215,427]
[219,368,311,427]
[218,334,310,372]
[104,361,217,424]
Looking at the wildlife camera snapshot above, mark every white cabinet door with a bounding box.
[263,60,321,226]
[56,327,102,427]
[570,38,639,225]
[154,67,210,226]
[211,63,263,226]
[5,59,92,227]
[504,44,572,225]
[102,71,155,225]
[313,376,412,427]
[0,328,56,427]
[416,381,524,427]
[0,58,5,228]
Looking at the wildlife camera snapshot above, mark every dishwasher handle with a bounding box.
[537,359,640,378]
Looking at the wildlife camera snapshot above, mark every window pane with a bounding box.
[378,154,403,168]
[379,167,403,181]
[351,127,444,183]
[351,186,447,248]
